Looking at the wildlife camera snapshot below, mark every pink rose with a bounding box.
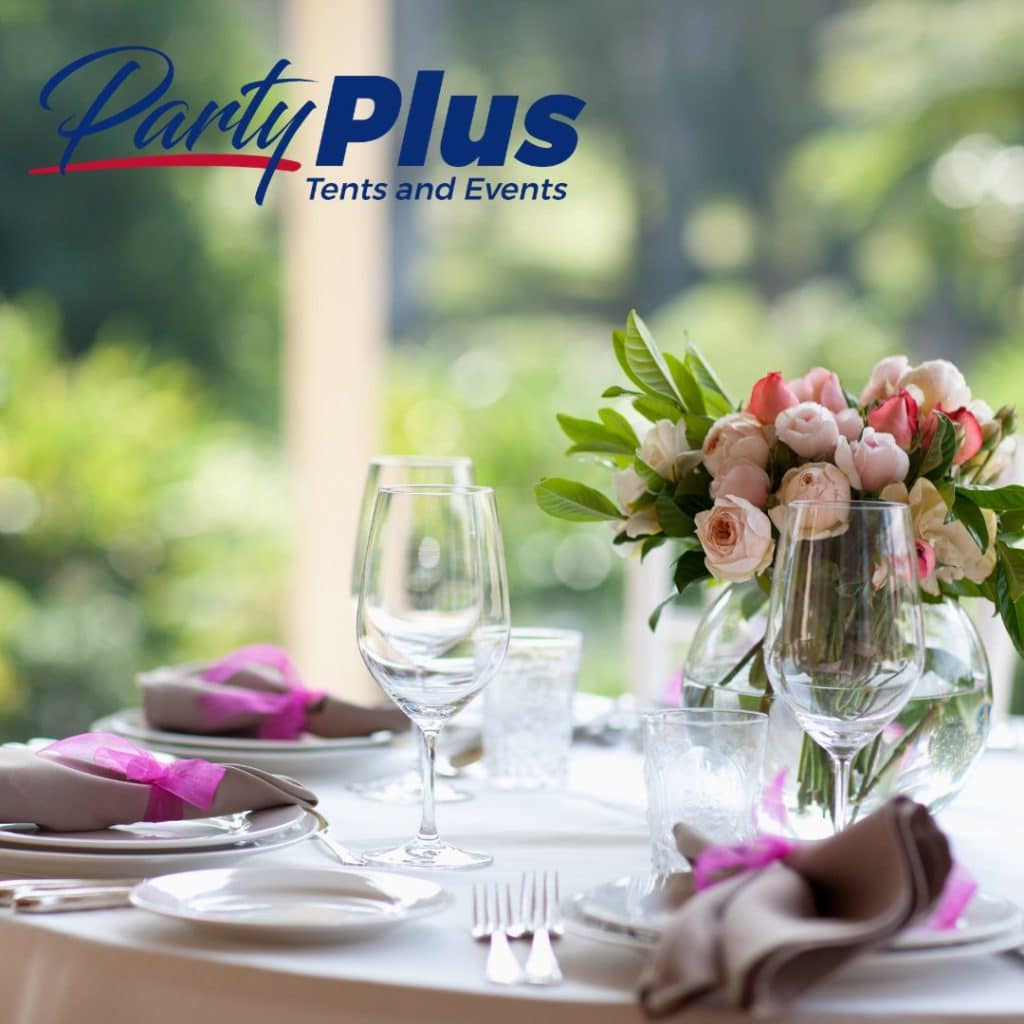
[695,496,775,582]
[899,359,971,416]
[867,389,918,449]
[916,538,937,582]
[836,408,863,442]
[769,462,851,537]
[774,402,840,458]
[709,460,771,509]
[835,428,910,492]
[746,371,798,425]
[701,413,770,477]
[947,407,984,466]
[789,367,848,413]
[860,355,910,406]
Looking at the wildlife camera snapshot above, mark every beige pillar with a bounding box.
[283,0,390,699]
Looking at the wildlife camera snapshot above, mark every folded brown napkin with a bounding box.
[0,733,318,832]
[638,797,952,1017]
[138,644,407,740]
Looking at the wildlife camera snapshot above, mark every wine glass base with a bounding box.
[349,770,474,804]
[362,837,492,870]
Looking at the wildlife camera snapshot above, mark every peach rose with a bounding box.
[695,496,775,582]
[860,355,910,406]
[775,402,840,458]
[709,460,771,509]
[789,366,848,414]
[701,413,770,477]
[769,462,852,537]
[746,371,799,425]
[899,359,971,416]
[834,428,910,492]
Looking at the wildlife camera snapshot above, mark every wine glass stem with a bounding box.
[832,753,853,832]
[417,727,440,843]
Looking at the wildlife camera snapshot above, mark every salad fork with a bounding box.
[523,871,563,985]
[472,883,524,985]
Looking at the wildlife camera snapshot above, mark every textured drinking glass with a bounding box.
[642,709,768,874]
[350,456,475,806]
[483,628,582,790]
[765,500,925,833]
[357,485,510,869]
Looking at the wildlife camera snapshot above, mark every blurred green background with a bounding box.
[0,0,1022,738]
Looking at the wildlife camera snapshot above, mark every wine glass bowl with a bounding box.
[765,500,924,831]
[356,484,510,868]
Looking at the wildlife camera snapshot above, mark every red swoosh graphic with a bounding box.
[28,154,302,175]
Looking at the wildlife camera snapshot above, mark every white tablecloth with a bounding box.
[1,743,1022,1024]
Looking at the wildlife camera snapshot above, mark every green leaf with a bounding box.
[556,413,636,455]
[684,413,715,448]
[951,493,990,552]
[601,385,641,398]
[598,407,640,447]
[664,352,704,416]
[919,413,957,480]
[633,394,682,423]
[623,310,685,406]
[647,593,680,631]
[998,508,1024,537]
[640,535,669,560]
[633,457,666,490]
[956,483,1024,512]
[655,492,695,538]
[997,542,1024,601]
[534,478,623,522]
[673,548,710,593]
[995,558,1024,659]
[612,329,653,395]
[685,342,733,416]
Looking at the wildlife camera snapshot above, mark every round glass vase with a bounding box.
[680,580,993,839]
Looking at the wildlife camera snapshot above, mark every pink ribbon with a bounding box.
[692,832,974,931]
[42,733,225,822]
[199,644,325,740]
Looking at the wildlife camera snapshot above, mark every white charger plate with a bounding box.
[94,709,393,752]
[573,875,1024,953]
[563,899,1024,966]
[0,810,318,879]
[0,804,306,853]
[131,867,449,942]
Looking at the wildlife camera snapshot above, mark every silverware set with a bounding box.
[472,871,563,986]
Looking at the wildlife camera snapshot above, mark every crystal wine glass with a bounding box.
[351,456,475,804]
[356,484,510,868]
[764,500,925,832]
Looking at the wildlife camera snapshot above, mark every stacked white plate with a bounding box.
[565,874,1024,965]
[92,708,401,778]
[0,804,319,879]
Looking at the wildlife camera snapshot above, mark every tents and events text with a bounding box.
[305,176,569,201]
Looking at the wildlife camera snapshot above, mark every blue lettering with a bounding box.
[316,76,402,165]
[514,94,586,167]
[439,95,518,166]
[398,70,444,166]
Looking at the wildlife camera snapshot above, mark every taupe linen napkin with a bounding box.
[639,797,952,1017]
[139,656,407,740]
[0,743,317,832]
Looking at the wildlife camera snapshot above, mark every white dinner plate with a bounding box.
[131,867,449,942]
[562,899,1024,966]
[94,708,394,752]
[573,875,1024,953]
[0,809,318,879]
[0,804,306,853]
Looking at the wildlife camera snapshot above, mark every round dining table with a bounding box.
[1,739,1022,1024]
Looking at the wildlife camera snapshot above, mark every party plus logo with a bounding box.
[31,46,586,205]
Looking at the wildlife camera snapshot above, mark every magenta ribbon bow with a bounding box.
[42,733,226,822]
[198,644,325,740]
[692,831,976,932]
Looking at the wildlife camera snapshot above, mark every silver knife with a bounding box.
[14,887,134,913]
[0,878,140,906]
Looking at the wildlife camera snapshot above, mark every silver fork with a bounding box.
[472,883,524,986]
[524,871,563,986]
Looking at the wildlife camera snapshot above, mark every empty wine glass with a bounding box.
[350,456,475,805]
[764,500,924,832]
[356,485,510,868]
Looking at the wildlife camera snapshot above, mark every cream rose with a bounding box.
[774,402,840,459]
[898,359,971,416]
[834,428,909,492]
[701,413,770,477]
[640,419,688,481]
[860,355,910,405]
[880,478,996,595]
[612,467,646,512]
[769,462,852,537]
[709,460,771,509]
[695,496,775,582]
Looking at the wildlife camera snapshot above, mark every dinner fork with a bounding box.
[472,883,524,985]
[523,871,563,986]
[308,809,365,867]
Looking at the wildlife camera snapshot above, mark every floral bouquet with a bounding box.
[537,310,1021,828]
